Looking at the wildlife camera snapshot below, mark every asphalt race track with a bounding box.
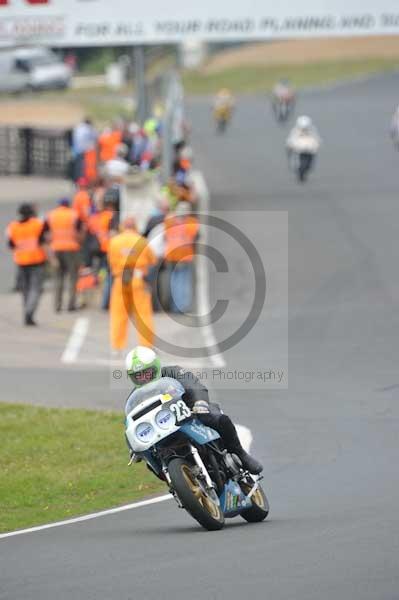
[2,73,399,599]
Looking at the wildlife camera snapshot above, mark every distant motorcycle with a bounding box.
[214,105,232,134]
[272,90,295,123]
[287,135,320,182]
[125,377,269,531]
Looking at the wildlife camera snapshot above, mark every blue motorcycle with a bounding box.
[125,377,269,531]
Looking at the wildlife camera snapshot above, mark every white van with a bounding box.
[0,46,72,93]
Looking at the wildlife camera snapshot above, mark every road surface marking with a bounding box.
[61,317,89,364]
[0,423,252,540]
[193,170,226,368]
[0,495,172,540]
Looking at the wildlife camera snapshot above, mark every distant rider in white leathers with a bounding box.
[286,115,321,155]
[286,116,321,180]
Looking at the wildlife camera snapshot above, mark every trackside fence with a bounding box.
[0,126,72,178]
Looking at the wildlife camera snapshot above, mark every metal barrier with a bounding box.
[0,126,72,178]
[161,70,185,183]
[0,127,23,175]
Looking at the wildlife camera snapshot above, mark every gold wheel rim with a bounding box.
[242,483,265,509]
[181,465,221,520]
[252,488,265,508]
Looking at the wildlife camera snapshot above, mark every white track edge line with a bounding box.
[194,170,226,368]
[61,317,90,364]
[1,423,252,540]
[0,494,172,540]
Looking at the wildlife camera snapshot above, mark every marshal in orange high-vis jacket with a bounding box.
[108,218,156,350]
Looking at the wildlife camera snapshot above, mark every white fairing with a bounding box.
[125,394,181,452]
[291,135,320,154]
[287,131,320,154]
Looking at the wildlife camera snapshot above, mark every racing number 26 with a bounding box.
[170,400,191,423]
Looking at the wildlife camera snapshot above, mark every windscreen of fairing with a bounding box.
[124,377,185,415]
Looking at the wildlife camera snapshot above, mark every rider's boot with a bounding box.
[219,415,263,475]
[235,448,263,475]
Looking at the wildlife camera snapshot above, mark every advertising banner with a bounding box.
[1,0,399,46]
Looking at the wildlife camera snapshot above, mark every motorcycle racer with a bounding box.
[213,88,235,132]
[286,115,321,181]
[125,346,263,475]
[286,115,321,154]
[271,78,296,122]
[213,88,235,113]
[272,78,295,100]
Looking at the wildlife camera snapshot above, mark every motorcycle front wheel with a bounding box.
[240,481,269,523]
[297,168,307,182]
[216,118,227,133]
[168,458,225,531]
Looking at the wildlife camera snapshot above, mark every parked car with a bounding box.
[0,46,72,93]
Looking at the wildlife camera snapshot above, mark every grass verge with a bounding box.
[182,58,399,95]
[0,86,134,126]
[38,87,135,124]
[0,403,165,534]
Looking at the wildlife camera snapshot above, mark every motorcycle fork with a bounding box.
[161,462,172,486]
[161,459,183,508]
[190,445,215,490]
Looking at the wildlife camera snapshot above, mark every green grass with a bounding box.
[35,86,134,124]
[79,48,118,76]
[83,97,133,124]
[0,85,135,125]
[0,403,164,534]
[182,58,399,95]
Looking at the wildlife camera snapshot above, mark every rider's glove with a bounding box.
[192,400,210,414]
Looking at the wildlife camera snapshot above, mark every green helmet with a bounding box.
[125,346,161,387]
